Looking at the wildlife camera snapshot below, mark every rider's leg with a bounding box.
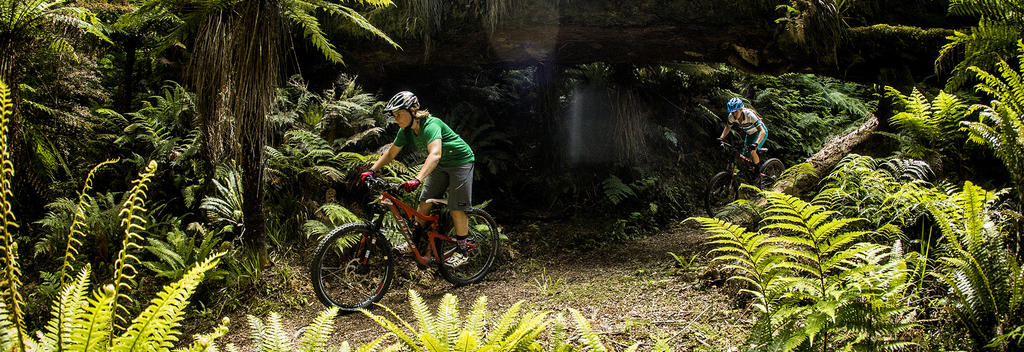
[416,168,449,227]
[447,163,474,241]
[416,202,434,225]
[451,210,469,237]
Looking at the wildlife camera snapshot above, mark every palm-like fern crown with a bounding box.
[885,87,968,159]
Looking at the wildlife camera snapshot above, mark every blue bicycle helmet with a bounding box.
[727,97,744,113]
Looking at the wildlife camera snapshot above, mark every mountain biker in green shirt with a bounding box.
[360,91,476,267]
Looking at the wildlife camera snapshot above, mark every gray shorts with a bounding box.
[419,162,474,211]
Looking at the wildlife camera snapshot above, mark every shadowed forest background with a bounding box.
[0,0,1023,350]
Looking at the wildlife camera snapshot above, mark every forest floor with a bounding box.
[198,220,753,351]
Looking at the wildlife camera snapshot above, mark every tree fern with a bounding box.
[108,160,159,335]
[0,79,26,351]
[885,87,968,161]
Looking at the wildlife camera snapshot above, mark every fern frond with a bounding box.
[0,80,26,351]
[464,296,487,343]
[435,293,460,347]
[407,290,436,339]
[176,317,230,352]
[297,307,339,352]
[484,300,523,346]
[40,265,91,350]
[570,308,607,352]
[61,159,119,287]
[68,284,117,352]
[359,305,423,352]
[108,160,159,335]
[111,252,225,352]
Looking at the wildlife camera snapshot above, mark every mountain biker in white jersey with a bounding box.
[717,97,768,166]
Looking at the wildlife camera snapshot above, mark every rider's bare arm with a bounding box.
[720,125,732,139]
[416,139,443,180]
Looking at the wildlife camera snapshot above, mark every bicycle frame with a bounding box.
[364,180,461,267]
[720,142,759,181]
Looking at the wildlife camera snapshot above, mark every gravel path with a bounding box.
[202,220,752,351]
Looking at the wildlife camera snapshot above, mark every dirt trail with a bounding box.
[211,221,751,351]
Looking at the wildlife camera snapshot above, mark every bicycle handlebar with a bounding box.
[364,176,405,194]
[720,141,768,153]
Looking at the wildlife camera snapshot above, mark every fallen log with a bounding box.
[719,113,881,226]
[775,113,880,195]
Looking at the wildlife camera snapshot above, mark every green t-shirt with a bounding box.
[393,116,475,167]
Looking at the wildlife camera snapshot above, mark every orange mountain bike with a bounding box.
[310,176,500,311]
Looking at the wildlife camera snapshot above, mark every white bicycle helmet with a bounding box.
[384,91,419,112]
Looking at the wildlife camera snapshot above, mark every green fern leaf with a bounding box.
[60,159,118,287]
[111,252,224,352]
[108,160,159,335]
[0,79,27,350]
[570,308,606,352]
[298,307,339,352]
[40,265,91,350]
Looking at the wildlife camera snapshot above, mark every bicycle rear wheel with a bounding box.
[758,158,785,189]
[435,208,500,286]
[310,223,394,311]
[705,171,738,217]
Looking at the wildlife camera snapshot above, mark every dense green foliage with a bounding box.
[703,155,1024,350]
[5,0,1024,349]
[0,81,230,351]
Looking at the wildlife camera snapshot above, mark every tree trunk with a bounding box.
[117,37,139,113]
[534,61,562,166]
[232,0,281,264]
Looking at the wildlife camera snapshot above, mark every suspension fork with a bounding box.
[357,219,385,266]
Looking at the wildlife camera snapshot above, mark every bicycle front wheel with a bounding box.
[758,158,785,190]
[705,171,738,217]
[310,223,394,311]
[436,208,500,286]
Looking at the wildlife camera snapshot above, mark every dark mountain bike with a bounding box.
[704,142,785,216]
[310,176,500,311]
